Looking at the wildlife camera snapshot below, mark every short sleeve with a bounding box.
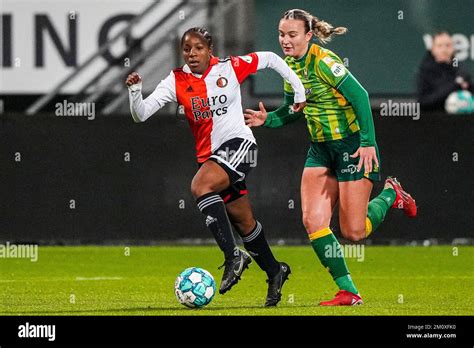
[231,53,259,84]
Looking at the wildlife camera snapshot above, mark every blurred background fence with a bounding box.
[1,0,472,244]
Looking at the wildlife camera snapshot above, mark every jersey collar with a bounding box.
[294,45,311,63]
[183,56,219,79]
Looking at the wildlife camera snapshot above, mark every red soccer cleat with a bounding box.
[319,290,363,306]
[385,177,417,218]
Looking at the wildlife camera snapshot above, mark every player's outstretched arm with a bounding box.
[244,96,304,128]
[244,102,268,127]
[255,51,306,107]
[244,52,306,128]
[126,71,176,123]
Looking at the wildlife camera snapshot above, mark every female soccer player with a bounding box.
[244,9,417,306]
[126,27,306,306]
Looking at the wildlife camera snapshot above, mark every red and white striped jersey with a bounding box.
[129,51,305,163]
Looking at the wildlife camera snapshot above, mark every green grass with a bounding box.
[1,246,473,315]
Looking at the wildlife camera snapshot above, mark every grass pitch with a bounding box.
[0,245,472,315]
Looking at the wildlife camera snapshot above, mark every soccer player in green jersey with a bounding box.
[244,9,417,306]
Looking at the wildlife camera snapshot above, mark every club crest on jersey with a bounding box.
[216,77,228,88]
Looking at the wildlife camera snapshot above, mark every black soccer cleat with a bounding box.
[218,249,252,294]
[264,262,291,307]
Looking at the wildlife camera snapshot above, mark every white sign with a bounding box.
[0,0,153,93]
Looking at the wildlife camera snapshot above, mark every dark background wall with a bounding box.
[253,0,474,96]
[1,110,472,244]
[1,0,472,245]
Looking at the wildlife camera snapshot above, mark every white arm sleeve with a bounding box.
[128,71,177,123]
[255,51,306,103]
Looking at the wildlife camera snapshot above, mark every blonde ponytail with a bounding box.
[282,9,347,44]
[311,17,347,44]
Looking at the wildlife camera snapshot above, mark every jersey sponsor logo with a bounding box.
[190,94,229,121]
[238,55,253,64]
[216,77,228,88]
[331,63,346,77]
[341,164,357,174]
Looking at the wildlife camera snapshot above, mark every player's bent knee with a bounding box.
[340,226,366,242]
[190,180,211,198]
[191,178,217,198]
[190,181,199,198]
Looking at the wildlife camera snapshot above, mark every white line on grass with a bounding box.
[75,276,123,281]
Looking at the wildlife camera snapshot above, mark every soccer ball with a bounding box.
[174,267,216,308]
[445,90,474,114]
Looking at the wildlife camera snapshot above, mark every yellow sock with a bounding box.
[308,227,332,241]
[365,217,373,237]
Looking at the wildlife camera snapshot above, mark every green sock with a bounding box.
[367,188,396,233]
[335,274,358,294]
[309,228,358,294]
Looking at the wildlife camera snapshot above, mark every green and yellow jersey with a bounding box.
[265,43,376,147]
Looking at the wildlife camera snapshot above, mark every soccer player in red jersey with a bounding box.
[126,27,306,306]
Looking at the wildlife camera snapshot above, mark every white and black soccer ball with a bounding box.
[445,90,474,114]
[174,267,216,308]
